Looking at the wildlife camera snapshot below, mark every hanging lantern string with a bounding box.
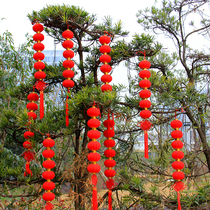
[104,31,114,38]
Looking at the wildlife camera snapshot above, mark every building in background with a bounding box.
[43,50,63,65]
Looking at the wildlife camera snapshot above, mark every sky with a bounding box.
[0,0,156,49]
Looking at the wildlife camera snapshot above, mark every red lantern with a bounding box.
[104,159,116,168]
[139,80,151,88]
[171,116,185,210]
[27,112,37,120]
[27,92,39,101]
[33,23,44,32]
[62,80,74,88]
[99,35,111,44]
[100,64,112,73]
[104,139,115,147]
[139,70,151,79]
[172,161,184,170]
[100,45,111,53]
[23,141,33,149]
[33,33,44,42]
[62,70,74,78]
[87,107,100,117]
[171,140,184,149]
[33,52,45,60]
[139,59,151,69]
[138,58,152,159]
[140,110,152,119]
[103,129,115,138]
[43,160,56,169]
[43,182,55,191]
[61,29,75,127]
[42,134,55,207]
[88,153,101,162]
[87,119,101,128]
[87,103,101,210]
[34,71,46,80]
[87,130,101,139]
[43,192,55,202]
[33,22,46,120]
[171,130,183,139]
[62,40,74,49]
[88,141,101,151]
[171,119,182,129]
[43,138,55,147]
[139,100,151,108]
[104,169,116,178]
[63,50,74,59]
[139,89,151,98]
[42,149,55,159]
[101,74,112,83]
[101,84,112,92]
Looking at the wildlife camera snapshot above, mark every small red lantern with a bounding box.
[138,58,152,159]
[171,117,185,210]
[42,134,55,209]
[99,33,113,92]
[62,28,75,127]
[87,102,101,210]
[32,22,46,120]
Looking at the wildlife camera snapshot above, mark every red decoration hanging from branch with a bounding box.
[22,90,39,176]
[99,33,112,92]
[32,22,47,119]
[42,134,55,210]
[171,117,185,210]
[62,28,75,127]
[103,111,116,210]
[87,102,101,210]
[138,57,152,159]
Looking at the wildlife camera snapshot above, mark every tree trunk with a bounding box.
[185,106,210,171]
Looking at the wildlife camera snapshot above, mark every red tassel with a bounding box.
[25,163,33,177]
[40,91,44,119]
[177,191,181,210]
[66,89,70,127]
[45,202,54,210]
[108,189,112,210]
[92,187,98,210]
[144,130,149,158]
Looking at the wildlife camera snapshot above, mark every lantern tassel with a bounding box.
[66,89,70,127]
[24,162,32,177]
[40,91,44,119]
[177,191,181,210]
[144,130,149,159]
[45,202,54,210]
[92,186,98,210]
[108,189,112,210]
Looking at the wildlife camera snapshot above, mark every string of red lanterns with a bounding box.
[99,32,116,209]
[171,117,185,210]
[99,33,112,92]
[32,22,48,119]
[61,28,75,127]
[138,57,152,159]
[22,87,39,176]
[42,134,56,210]
[103,111,116,210]
[87,103,101,210]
